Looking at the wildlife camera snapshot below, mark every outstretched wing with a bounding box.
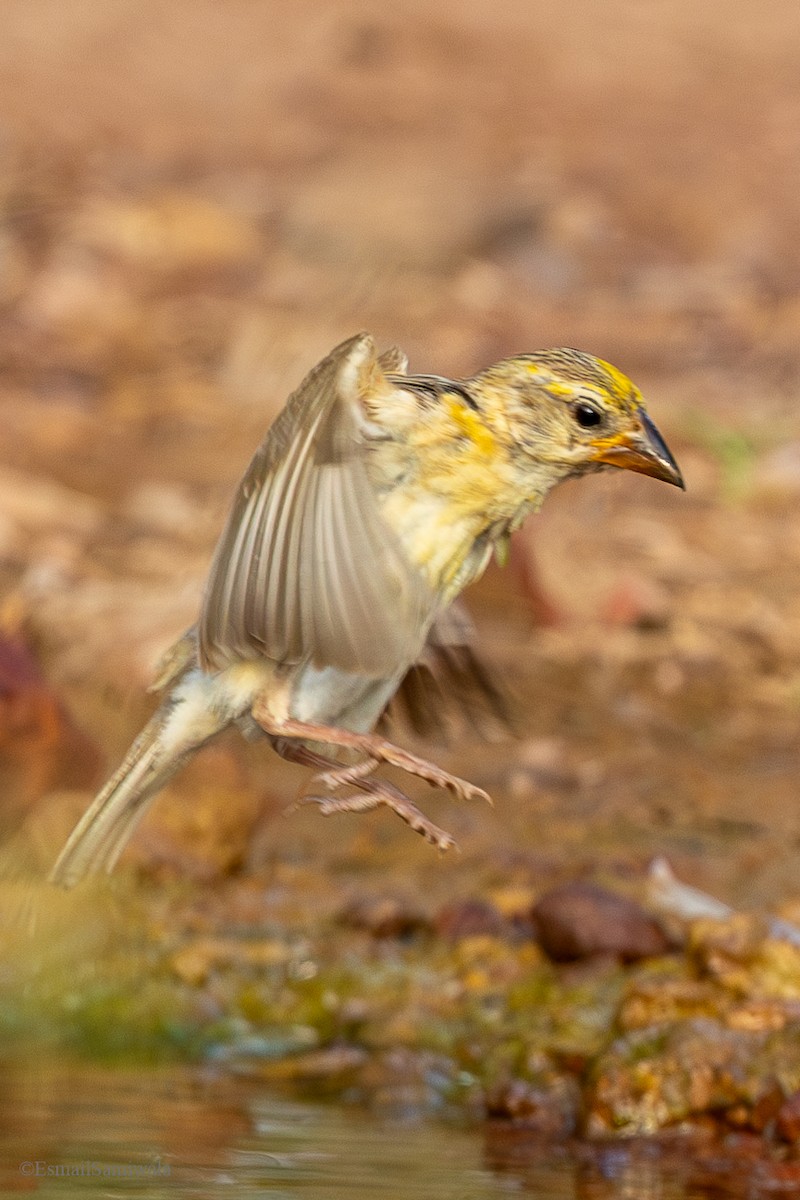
[199,333,434,677]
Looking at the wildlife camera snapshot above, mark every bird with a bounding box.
[49,332,684,886]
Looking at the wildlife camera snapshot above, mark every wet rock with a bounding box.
[690,914,800,1000]
[337,893,431,939]
[486,882,538,920]
[484,1077,578,1135]
[531,881,670,963]
[238,1045,369,1085]
[587,1017,800,1136]
[618,978,723,1032]
[434,898,505,941]
[170,935,294,986]
[209,1027,320,1065]
[357,1047,461,1120]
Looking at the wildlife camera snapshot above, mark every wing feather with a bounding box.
[199,334,433,676]
[383,601,517,743]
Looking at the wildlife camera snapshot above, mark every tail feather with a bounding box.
[48,711,186,887]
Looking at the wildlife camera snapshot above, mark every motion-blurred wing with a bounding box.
[199,333,433,676]
[384,602,517,743]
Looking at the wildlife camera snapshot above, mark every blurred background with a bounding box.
[5,0,800,1182]
[1,0,800,924]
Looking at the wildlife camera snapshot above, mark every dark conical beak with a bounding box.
[591,407,685,490]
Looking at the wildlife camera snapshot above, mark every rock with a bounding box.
[124,745,271,880]
[690,914,800,1000]
[531,881,670,963]
[0,630,101,840]
[776,1090,800,1142]
[747,1081,784,1132]
[357,1047,461,1120]
[587,1017,800,1136]
[484,1078,578,1135]
[170,935,293,986]
[618,978,722,1032]
[337,893,430,939]
[434,898,505,941]
[241,1045,369,1084]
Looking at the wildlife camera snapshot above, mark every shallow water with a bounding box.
[0,1059,529,1198]
[0,1057,774,1199]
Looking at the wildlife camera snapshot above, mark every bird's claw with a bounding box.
[443,776,492,806]
[311,757,380,793]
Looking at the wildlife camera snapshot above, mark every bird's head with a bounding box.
[475,348,684,492]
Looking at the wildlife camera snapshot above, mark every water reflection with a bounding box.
[0,1058,532,1198]
[483,1123,768,1199]
[0,1058,782,1198]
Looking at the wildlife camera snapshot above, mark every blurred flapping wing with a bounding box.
[385,602,517,743]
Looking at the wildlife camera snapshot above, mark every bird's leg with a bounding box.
[271,737,380,790]
[270,737,457,850]
[254,704,490,805]
[299,781,458,852]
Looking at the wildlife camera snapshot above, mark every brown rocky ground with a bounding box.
[4,0,800,1174]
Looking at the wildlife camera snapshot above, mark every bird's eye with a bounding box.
[573,402,603,429]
